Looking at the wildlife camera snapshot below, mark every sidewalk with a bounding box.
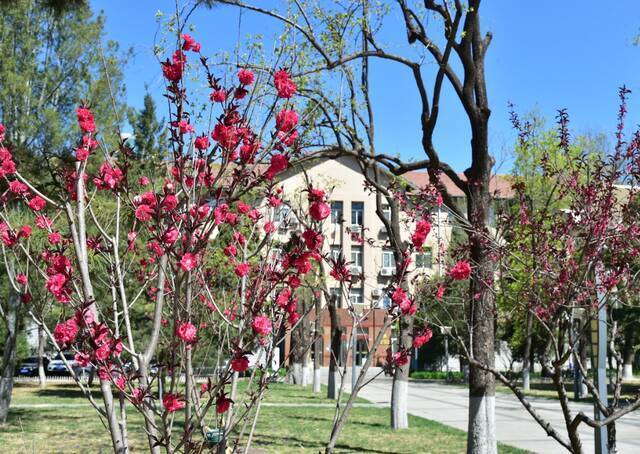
[320,368,640,453]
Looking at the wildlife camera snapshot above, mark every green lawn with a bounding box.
[0,381,528,453]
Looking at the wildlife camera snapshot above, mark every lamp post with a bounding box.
[590,285,608,454]
[572,308,586,400]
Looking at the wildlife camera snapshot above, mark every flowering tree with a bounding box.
[0,29,327,452]
[483,93,640,453]
[207,2,497,449]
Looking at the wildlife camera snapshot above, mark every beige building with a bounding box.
[271,155,513,367]
[273,155,454,310]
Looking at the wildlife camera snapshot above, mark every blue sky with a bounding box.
[91,1,640,173]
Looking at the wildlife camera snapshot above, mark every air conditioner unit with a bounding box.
[350,265,362,275]
[371,288,382,297]
[350,224,362,234]
[289,218,299,226]
[380,267,395,276]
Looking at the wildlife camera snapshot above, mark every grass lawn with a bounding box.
[1,381,528,453]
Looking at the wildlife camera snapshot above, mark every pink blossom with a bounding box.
[274,69,297,98]
[411,219,431,249]
[251,315,272,336]
[135,205,154,222]
[53,318,78,345]
[176,321,197,343]
[178,253,198,272]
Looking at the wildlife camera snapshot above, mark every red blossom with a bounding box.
[273,69,297,98]
[449,260,471,280]
[216,395,233,414]
[163,393,185,413]
[237,68,255,85]
[231,355,250,373]
[234,262,250,277]
[411,219,431,249]
[275,109,298,133]
[28,196,46,211]
[309,201,330,221]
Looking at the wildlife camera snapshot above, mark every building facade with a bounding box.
[273,155,512,367]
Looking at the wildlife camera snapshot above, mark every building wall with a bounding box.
[271,156,454,367]
[274,155,453,310]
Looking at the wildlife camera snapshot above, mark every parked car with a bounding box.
[47,352,82,376]
[17,356,49,377]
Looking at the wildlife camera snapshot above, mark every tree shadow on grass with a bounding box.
[252,433,396,453]
[298,414,388,430]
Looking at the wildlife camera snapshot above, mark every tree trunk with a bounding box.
[522,311,533,391]
[466,124,497,454]
[327,298,342,400]
[0,291,20,424]
[37,324,47,389]
[391,314,413,429]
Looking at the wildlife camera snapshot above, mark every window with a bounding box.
[351,202,364,226]
[276,205,290,223]
[416,249,433,268]
[330,246,342,262]
[351,246,363,268]
[382,249,396,269]
[382,204,392,221]
[330,287,343,308]
[350,287,363,305]
[331,201,343,224]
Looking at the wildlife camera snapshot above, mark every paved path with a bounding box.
[321,369,640,453]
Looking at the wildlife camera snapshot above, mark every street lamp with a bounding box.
[441,326,452,381]
[590,285,608,454]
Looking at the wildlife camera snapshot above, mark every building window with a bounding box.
[330,287,342,308]
[351,202,364,226]
[351,246,363,268]
[330,246,342,262]
[381,293,392,309]
[276,205,290,223]
[382,249,396,269]
[331,201,343,224]
[382,204,392,221]
[416,249,433,268]
[350,287,363,305]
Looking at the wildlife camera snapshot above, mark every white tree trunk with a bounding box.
[301,364,310,386]
[292,362,302,384]
[467,395,497,454]
[0,291,20,424]
[390,378,408,429]
[37,325,47,389]
[313,367,321,393]
[623,363,633,381]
